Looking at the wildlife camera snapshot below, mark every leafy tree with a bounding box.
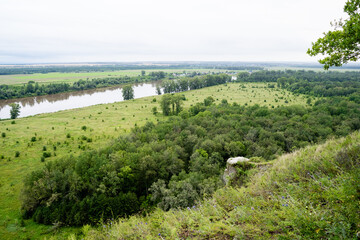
[152,106,158,115]
[156,86,162,95]
[9,103,21,119]
[141,70,145,76]
[307,0,360,69]
[122,85,134,100]
[159,94,184,116]
[204,96,215,106]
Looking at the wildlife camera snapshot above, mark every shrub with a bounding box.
[42,152,51,158]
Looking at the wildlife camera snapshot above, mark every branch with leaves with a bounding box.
[307,0,360,69]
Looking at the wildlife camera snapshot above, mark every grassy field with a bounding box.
[0,83,310,239]
[0,69,224,86]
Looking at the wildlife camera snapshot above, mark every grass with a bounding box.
[0,82,309,239]
[0,69,228,86]
[75,130,360,239]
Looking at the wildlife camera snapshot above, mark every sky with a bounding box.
[0,0,347,64]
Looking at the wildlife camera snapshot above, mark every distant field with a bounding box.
[0,83,310,239]
[0,69,223,85]
[267,66,360,72]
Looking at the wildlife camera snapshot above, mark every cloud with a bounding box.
[0,0,346,63]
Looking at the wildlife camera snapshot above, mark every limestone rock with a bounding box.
[223,156,250,185]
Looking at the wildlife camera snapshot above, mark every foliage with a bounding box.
[9,103,21,119]
[21,96,360,226]
[307,0,360,69]
[238,70,360,98]
[77,131,360,240]
[122,85,134,100]
[162,73,231,94]
[159,94,184,116]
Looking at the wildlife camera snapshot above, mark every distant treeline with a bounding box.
[0,72,167,100]
[0,65,183,75]
[162,74,231,93]
[237,70,360,98]
[0,65,262,75]
[22,96,360,225]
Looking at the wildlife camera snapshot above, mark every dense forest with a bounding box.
[237,70,360,98]
[15,69,360,229]
[22,94,360,225]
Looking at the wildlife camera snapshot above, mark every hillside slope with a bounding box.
[76,131,360,240]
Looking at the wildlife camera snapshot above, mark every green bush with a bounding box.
[42,152,51,158]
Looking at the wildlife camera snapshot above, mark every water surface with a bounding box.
[0,82,160,119]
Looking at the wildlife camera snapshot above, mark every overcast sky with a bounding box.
[0,0,347,64]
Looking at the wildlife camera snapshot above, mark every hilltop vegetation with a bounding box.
[0,82,304,239]
[21,95,360,226]
[77,130,360,239]
[1,69,360,239]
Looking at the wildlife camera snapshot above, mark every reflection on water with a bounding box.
[0,81,160,119]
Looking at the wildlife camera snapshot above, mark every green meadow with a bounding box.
[0,82,309,239]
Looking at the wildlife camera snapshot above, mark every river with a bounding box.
[0,82,160,119]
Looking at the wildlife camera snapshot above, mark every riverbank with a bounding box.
[0,81,160,119]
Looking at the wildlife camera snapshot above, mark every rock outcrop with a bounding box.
[223,156,250,185]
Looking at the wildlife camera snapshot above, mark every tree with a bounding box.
[204,96,215,106]
[10,103,21,119]
[141,70,145,76]
[122,85,134,100]
[156,86,162,95]
[307,0,360,69]
[160,94,172,116]
[159,94,183,116]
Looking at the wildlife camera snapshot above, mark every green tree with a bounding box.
[159,94,183,116]
[204,96,215,106]
[152,106,158,115]
[307,0,360,69]
[156,86,162,95]
[141,70,145,76]
[122,85,134,100]
[160,94,172,116]
[10,103,21,119]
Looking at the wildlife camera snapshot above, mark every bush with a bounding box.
[42,152,51,158]
[15,151,20,157]
[1,132,5,138]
